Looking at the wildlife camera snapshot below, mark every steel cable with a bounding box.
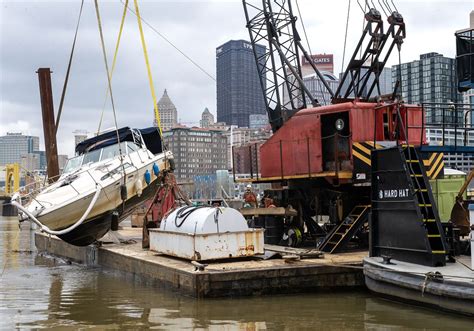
[55,0,84,135]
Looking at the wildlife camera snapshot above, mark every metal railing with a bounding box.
[373,102,474,151]
[418,102,474,151]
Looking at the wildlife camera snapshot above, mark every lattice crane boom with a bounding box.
[243,0,334,132]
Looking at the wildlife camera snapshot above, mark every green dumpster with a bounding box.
[430,171,466,222]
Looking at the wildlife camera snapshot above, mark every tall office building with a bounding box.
[162,126,228,180]
[200,108,215,128]
[216,40,266,127]
[372,67,393,95]
[33,151,46,170]
[156,89,178,131]
[0,133,39,166]
[392,52,461,123]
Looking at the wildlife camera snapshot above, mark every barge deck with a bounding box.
[35,228,366,298]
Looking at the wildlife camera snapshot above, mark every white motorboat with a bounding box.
[14,126,173,246]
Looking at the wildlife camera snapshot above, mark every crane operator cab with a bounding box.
[321,111,350,172]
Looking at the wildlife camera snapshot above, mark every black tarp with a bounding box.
[75,127,163,155]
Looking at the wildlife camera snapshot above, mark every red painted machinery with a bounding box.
[240,0,441,251]
[259,101,425,183]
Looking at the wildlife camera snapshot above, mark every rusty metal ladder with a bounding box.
[319,205,370,253]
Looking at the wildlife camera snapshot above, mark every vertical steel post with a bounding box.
[307,137,311,178]
[37,68,60,183]
[405,105,408,142]
[232,145,236,182]
[249,145,253,179]
[421,104,425,146]
[254,143,259,180]
[279,140,284,180]
[442,107,446,146]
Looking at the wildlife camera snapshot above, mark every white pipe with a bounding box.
[12,185,102,236]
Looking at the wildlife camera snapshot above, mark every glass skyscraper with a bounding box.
[216,40,266,128]
[392,52,462,124]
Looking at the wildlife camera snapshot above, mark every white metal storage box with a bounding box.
[149,206,264,261]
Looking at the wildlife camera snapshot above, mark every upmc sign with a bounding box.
[301,54,334,66]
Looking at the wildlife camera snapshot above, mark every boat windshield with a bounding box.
[63,155,83,174]
[101,144,122,160]
[126,141,141,153]
[82,148,101,165]
[62,142,133,174]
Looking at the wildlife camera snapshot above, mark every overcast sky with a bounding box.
[0,0,472,156]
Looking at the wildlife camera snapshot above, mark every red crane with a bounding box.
[240,0,442,252]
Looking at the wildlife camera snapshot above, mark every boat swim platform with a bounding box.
[34,228,366,298]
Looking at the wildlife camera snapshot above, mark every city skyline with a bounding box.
[0,1,471,156]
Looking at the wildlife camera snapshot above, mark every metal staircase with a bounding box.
[319,204,370,253]
[402,145,447,257]
[370,145,449,267]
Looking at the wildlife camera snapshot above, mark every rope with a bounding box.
[118,0,236,116]
[55,0,84,135]
[94,0,127,189]
[133,0,163,136]
[360,1,368,59]
[120,0,215,84]
[295,0,327,105]
[397,48,403,101]
[97,0,129,135]
[421,271,443,297]
[341,0,351,76]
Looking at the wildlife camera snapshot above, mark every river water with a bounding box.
[0,216,472,330]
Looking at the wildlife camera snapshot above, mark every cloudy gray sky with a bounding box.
[0,0,472,156]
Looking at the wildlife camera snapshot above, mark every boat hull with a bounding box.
[20,146,172,246]
[57,212,113,246]
[36,172,162,246]
[364,257,474,316]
